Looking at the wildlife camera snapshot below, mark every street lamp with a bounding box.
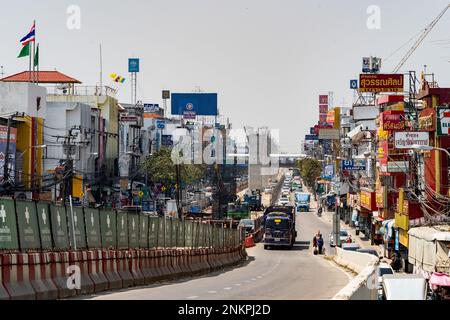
[411,144,450,158]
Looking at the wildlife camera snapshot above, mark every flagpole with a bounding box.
[32,20,36,83]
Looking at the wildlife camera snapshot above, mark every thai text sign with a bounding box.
[359,74,404,92]
[381,112,406,131]
[342,160,366,171]
[360,190,376,211]
[394,132,429,149]
[319,95,328,105]
[318,128,339,140]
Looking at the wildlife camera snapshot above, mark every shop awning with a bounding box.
[429,272,450,287]
[408,226,450,242]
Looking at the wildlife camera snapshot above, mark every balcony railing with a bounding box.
[45,85,117,98]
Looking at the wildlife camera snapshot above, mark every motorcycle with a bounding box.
[317,207,323,217]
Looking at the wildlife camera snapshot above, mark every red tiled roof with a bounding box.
[0,71,81,84]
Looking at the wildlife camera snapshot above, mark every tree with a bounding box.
[297,158,322,195]
[141,147,206,188]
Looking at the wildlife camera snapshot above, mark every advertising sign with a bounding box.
[128,58,140,73]
[171,93,218,116]
[319,114,327,123]
[144,104,160,113]
[323,164,334,180]
[437,108,450,136]
[156,120,166,129]
[0,199,19,250]
[419,109,436,132]
[359,74,404,92]
[319,95,328,105]
[161,135,173,146]
[394,132,429,149]
[319,104,328,113]
[350,79,358,89]
[0,126,17,180]
[305,134,318,141]
[342,160,366,171]
[380,111,406,131]
[362,57,371,73]
[16,201,41,250]
[162,90,171,99]
[387,161,410,173]
[318,128,339,140]
[309,127,315,135]
[360,190,376,211]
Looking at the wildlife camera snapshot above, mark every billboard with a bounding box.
[0,126,17,180]
[394,132,429,149]
[319,114,327,123]
[342,160,366,171]
[322,164,334,180]
[437,108,450,136]
[128,58,140,72]
[319,105,328,113]
[380,111,406,131]
[319,95,328,105]
[359,74,404,93]
[171,93,218,116]
[318,128,339,140]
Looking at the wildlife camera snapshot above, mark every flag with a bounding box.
[20,22,36,46]
[18,42,30,58]
[34,44,39,67]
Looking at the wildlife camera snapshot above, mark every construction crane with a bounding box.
[392,4,449,73]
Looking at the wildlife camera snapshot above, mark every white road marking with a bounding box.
[234,283,241,286]
[186,296,199,299]
[251,278,257,281]
[208,291,217,294]
[257,276,263,279]
[224,287,233,290]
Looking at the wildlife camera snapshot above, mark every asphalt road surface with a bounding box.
[87,196,350,300]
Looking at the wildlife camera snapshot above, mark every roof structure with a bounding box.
[0,71,81,84]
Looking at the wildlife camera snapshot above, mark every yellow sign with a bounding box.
[399,228,409,248]
[72,175,83,198]
[395,212,409,231]
[138,191,144,198]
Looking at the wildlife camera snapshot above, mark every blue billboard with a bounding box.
[128,58,140,73]
[342,160,366,171]
[305,134,318,141]
[322,164,334,180]
[171,93,218,116]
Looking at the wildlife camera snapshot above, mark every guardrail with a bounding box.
[332,247,380,300]
[0,198,247,300]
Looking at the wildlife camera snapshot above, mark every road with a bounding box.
[86,194,350,300]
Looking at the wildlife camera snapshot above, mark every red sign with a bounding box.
[360,190,376,211]
[359,74,404,93]
[418,108,436,132]
[319,114,327,123]
[319,104,328,113]
[319,95,328,105]
[380,111,406,131]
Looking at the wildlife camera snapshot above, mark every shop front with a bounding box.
[360,189,377,242]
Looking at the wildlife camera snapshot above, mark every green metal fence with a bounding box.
[0,198,243,252]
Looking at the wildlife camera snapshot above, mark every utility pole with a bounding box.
[2,112,23,188]
[60,127,77,203]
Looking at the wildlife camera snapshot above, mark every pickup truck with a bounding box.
[263,205,297,249]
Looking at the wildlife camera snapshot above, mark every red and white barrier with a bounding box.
[101,250,122,290]
[47,252,76,299]
[28,253,58,300]
[1,253,36,300]
[116,250,134,288]
[68,251,95,295]
[129,250,145,286]
[0,254,10,300]
[87,250,109,293]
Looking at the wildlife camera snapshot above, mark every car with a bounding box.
[341,243,361,251]
[329,230,350,247]
[264,187,272,193]
[278,197,290,205]
[357,248,380,258]
[377,263,394,291]
[238,219,255,235]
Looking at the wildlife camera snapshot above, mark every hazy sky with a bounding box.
[1,0,450,152]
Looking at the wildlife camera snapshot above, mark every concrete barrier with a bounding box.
[28,253,58,300]
[87,250,109,293]
[48,252,76,299]
[1,253,36,300]
[0,254,10,300]
[101,250,122,290]
[332,247,379,300]
[116,250,134,288]
[69,251,95,296]
[129,250,145,286]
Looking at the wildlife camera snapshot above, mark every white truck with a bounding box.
[381,274,428,300]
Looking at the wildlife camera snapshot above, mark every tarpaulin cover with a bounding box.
[429,272,450,287]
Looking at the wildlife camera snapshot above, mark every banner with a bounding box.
[0,199,19,250]
[359,74,404,92]
[100,210,117,249]
[84,208,101,249]
[394,132,429,149]
[16,201,41,250]
[36,202,53,250]
[67,206,87,249]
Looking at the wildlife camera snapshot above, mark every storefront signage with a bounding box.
[360,190,376,211]
[319,104,328,113]
[359,74,404,93]
[319,95,328,105]
[342,160,366,171]
[437,107,450,136]
[380,111,406,131]
[318,128,340,140]
[394,132,429,149]
[418,109,436,131]
[387,161,409,173]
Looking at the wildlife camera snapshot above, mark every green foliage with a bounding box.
[141,147,206,186]
[297,158,322,190]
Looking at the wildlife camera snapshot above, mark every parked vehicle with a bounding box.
[238,219,255,235]
[278,196,290,206]
[263,205,296,249]
[357,248,380,258]
[329,230,350,247]
[381,274,427,300]
[295,192,310,212]
[341,243,361,251]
